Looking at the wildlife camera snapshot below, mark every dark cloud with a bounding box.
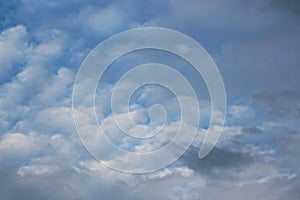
[241,127,262,135]
[269,0,300,14]
[179,146,254,176]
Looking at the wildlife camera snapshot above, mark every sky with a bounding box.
[0,0,300,199]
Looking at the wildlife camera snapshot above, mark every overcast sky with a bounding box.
[0,0,300,199]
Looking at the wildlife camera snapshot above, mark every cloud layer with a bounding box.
[0,0,300,199]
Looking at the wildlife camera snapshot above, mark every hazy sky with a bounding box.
[0,0,300,199]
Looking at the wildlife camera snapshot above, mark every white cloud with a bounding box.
[34,106,75,133]
[83,6,127,36]
[17,164,60,176]
[228,105,253,119]
[0,133,33,156]
[0,132,48,161]
[0,25,28,82]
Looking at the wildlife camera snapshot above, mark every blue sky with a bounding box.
[0,0,300,199]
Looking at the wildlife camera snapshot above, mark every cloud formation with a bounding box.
[0,0,299,199]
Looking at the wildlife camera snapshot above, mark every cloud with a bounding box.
[0,25,28,84]
[0,0,300,199]
[253,90,300,119]
[269,0,300,14]
[17,164,60,176]
[0,133,35,160]
[179,145,254,176]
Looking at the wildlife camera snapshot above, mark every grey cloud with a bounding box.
[253,90,300,119]
[219,30,300,103]
[269,0,300,14]
[179,145,254,176]
[270,127,300,174]
[241,127,262,135]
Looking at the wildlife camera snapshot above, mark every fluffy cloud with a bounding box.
[0,25,27,83]
[0,133,36,160]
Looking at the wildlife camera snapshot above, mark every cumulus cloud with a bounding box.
[0,133,36,160]
[0,25,27,83]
